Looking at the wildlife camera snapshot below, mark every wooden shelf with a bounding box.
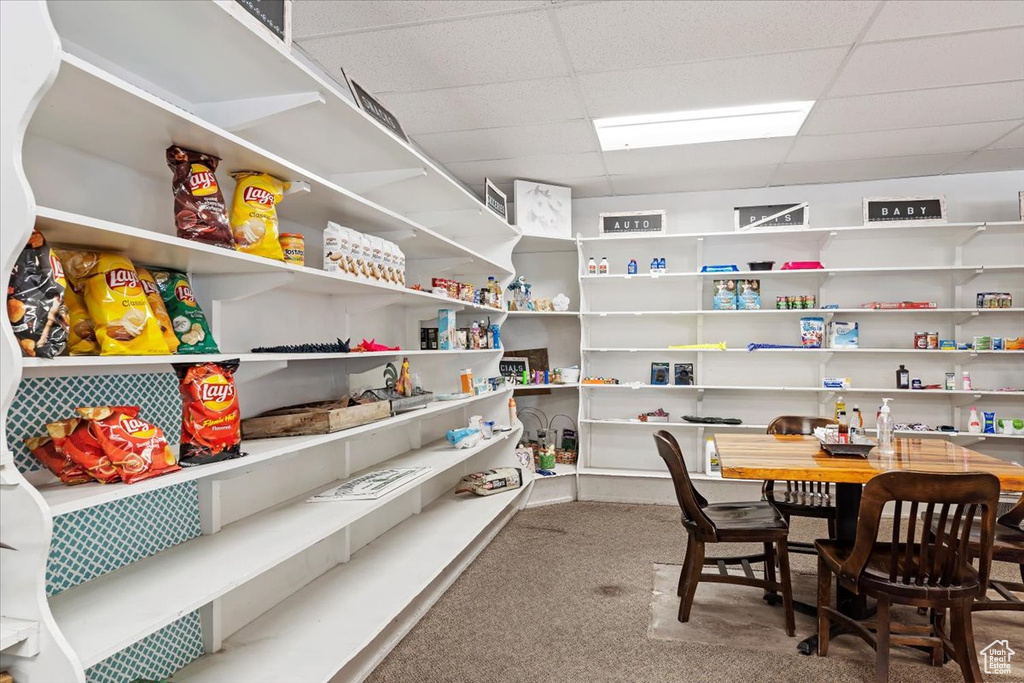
[36,390,512,517]
[170,483,531,682]
[49,425,523,669]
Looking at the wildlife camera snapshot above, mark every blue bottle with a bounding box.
[627,259,637,275]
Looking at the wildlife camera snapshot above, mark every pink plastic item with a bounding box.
[780,261,824,270]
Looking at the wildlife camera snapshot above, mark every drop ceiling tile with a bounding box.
[445,152,606,185]
[947,148,1024,173]
[989,124,1024,149]
[602,138,794,176]
[609,165,777,195]
[556,1,877,72]
[293,1,548,38]
[772,152,970,185]
[296,11,568,92]
[378,78,586,135]
[579,48,847,119]
[412,120,597,163]
[829,28,1024,96]
[788,120,1022,163]
[863,0,1024,43]
[804,82,1024,135]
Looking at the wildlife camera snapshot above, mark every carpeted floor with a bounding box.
[366,501,1024,683]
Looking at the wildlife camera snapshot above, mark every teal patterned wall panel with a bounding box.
[47,481,201,595]
[85,611,203,683]
[8,372,181,472]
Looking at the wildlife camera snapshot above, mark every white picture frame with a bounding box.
[513,180,572,238]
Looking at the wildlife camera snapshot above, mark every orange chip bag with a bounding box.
[63,285,99,355]
[136,267,180,353]
[77,406,179,484]
[23,435,92,485]
[46,417,120,483]
[229,172,288,260]
[55,251,170,356]
[174,360,243,466]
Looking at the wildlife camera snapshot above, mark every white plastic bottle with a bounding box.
[877,398,895,455]
[705,437,721,477]
[962,370,972,391]
[968,406,982,434]
[599,256,609,275]
[587,258,597,275]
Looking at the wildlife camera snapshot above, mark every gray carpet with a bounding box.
[367,501,1024,683]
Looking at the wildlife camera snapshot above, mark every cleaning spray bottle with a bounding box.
[968,406,982,434]
[877,398,895,455]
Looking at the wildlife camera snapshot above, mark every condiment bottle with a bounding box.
[851,405,863,441]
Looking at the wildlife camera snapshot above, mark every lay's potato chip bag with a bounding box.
[150,269,219,354]
[136,267,180,354]
[230,172,288,260]
[63,285,99,356]
[56,251,169,356]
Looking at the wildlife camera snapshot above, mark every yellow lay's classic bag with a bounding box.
[63,285,99,356]
[56,251,169,356]
[136,267,180,354]
[229,172,289,260]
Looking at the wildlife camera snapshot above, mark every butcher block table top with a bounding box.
[713,434,1024,492]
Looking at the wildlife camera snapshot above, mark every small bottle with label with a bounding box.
[834,395,845,421]
[851,405,863,441]
[627,259,638,275]
[704,437,721,477]
[877,398,895,455]
[962,370,972,391]
[967,406,981,433]
[598,257,609,275]
[650,258,659,274]
[896,364,910,390]
[837,410,849,443]
[587,258,597,275]
[659,257,667,273]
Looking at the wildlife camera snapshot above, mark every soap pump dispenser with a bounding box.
[877,398,895,455]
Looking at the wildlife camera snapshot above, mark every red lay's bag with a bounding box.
[46,417,120,483]
[77,406,179,484]
[23,435,92,486]
[174,360,243,466]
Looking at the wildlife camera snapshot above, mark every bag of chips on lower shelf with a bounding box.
[77,406,179,484]
[23,435,91,485]
[46,417,120,483]
[174,360,243,466]
[7,230,68,358]
[454,467,523,496]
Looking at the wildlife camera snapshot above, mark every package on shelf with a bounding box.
[323,221,405,285]
[712,279,737,310]
[438,309,456,350]
[828,321,859,348]
[229,172,288,260]
[431,276,502,309]
[976,292,1012,308]
[737,279,761,310]
[9,229,69,358]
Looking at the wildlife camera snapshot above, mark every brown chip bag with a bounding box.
[136,267,180,353]
[7,230,68,358]
[166,145,234,249]
[63,285,99,356]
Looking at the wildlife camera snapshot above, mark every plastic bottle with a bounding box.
[896,364,909,390]
[508,396,517,426]
[967,406,982,433]
[587,258,597,275]
[837,410,849,443]
[460,369,474,394]
[627,259,638,275]
[834,395,846,421]
[852,405,864,442]
[599,257,609,275]
[704,437,721,477]
[877,398,895,455]
[962,370,972,391]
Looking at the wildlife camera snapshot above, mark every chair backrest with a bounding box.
[999,492,1024,530]
[839,471,1000,592]
[653,431,714,538]
[766,415,837,436]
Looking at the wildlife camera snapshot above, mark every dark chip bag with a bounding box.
[166,145,235,249]
[7,230,68,358]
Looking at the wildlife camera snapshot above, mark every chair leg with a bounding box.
[677,538,694,598]
[875,596,890,683]
[817,554,832,656]
[678,538,704,623]
[949,603,983,683]
[776,538,795,637]
[827,516,836,540]
[928,608,945,667]
[763,542,777,598]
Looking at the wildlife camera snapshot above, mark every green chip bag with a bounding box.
[148,269,219,354]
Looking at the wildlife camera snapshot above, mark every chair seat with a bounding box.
[815,539,983,601]
[929,520,1024,564]
[685,500,788,540]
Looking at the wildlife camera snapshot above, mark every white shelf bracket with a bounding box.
[284,180,311,197]
[957,268,984,287]
[329,167,426,195]
[955,225,986,248]
[193,91,326,132]
[235,359,289,384]
[197,479,222,536]
[203,272,295,303]
[818,230,838,253]
[407,207,483,230]
[386,229,418,243]
[956,310,980,326]
[954,393,983,408]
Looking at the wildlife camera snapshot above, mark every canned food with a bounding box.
[911,378,922,390]
[945,372,955,391]
[913,332,929,349]
[927,332,938,350]
[279,233,304,266]
[802,295,816,309]
[787,296,799,309]
[776,296,788,309]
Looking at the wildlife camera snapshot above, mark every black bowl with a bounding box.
[747,261,775,271]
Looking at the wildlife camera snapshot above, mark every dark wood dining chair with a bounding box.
[815,471,999,682]
[653,430,795,636]
[762,416,839,555]
[957,492,1024,613]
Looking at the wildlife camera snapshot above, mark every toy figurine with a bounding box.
[506,275,532,311]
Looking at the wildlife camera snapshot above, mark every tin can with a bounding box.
[279,233,305,266]
[945,372,955,391]
[787,296,799,309]
[926,332,938,349]
[802,295,816,309]
[913,332,929,349]
[911,378,922,390]
[776,296,788,309]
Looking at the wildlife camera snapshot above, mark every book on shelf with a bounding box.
[308,467,432,502]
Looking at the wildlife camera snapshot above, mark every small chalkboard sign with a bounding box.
[864,196,946,225]
[485,179,508,222]
[499,356,530,378]
[343,72,407,142]
[599,210,666,236]
[734,203,808,231]
[234,0,286,40]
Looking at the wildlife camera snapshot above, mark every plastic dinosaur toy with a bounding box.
[353,338,401,352]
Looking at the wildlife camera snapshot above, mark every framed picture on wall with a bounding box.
[514,180,571,238]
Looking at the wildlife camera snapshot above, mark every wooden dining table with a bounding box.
[713,433,1024,655]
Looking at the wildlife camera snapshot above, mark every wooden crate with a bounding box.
[241,397,391,438]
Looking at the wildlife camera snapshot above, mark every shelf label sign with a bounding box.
[499,356,530,378]
[864,196,946,225]
[599,210,666,236]
[734,203,808,231]
[485,179,508,222]
[344,74,408,142]
[233,0,286,40]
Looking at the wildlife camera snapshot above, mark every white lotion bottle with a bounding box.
[968,407,982,434]
[877,398,895,455]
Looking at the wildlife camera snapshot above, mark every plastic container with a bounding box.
[747,261,775,271]
[968,407,982,434]
[877,398,895,455]
[704,437,721,477]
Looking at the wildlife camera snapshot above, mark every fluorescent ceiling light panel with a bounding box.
[594,101,815,151]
